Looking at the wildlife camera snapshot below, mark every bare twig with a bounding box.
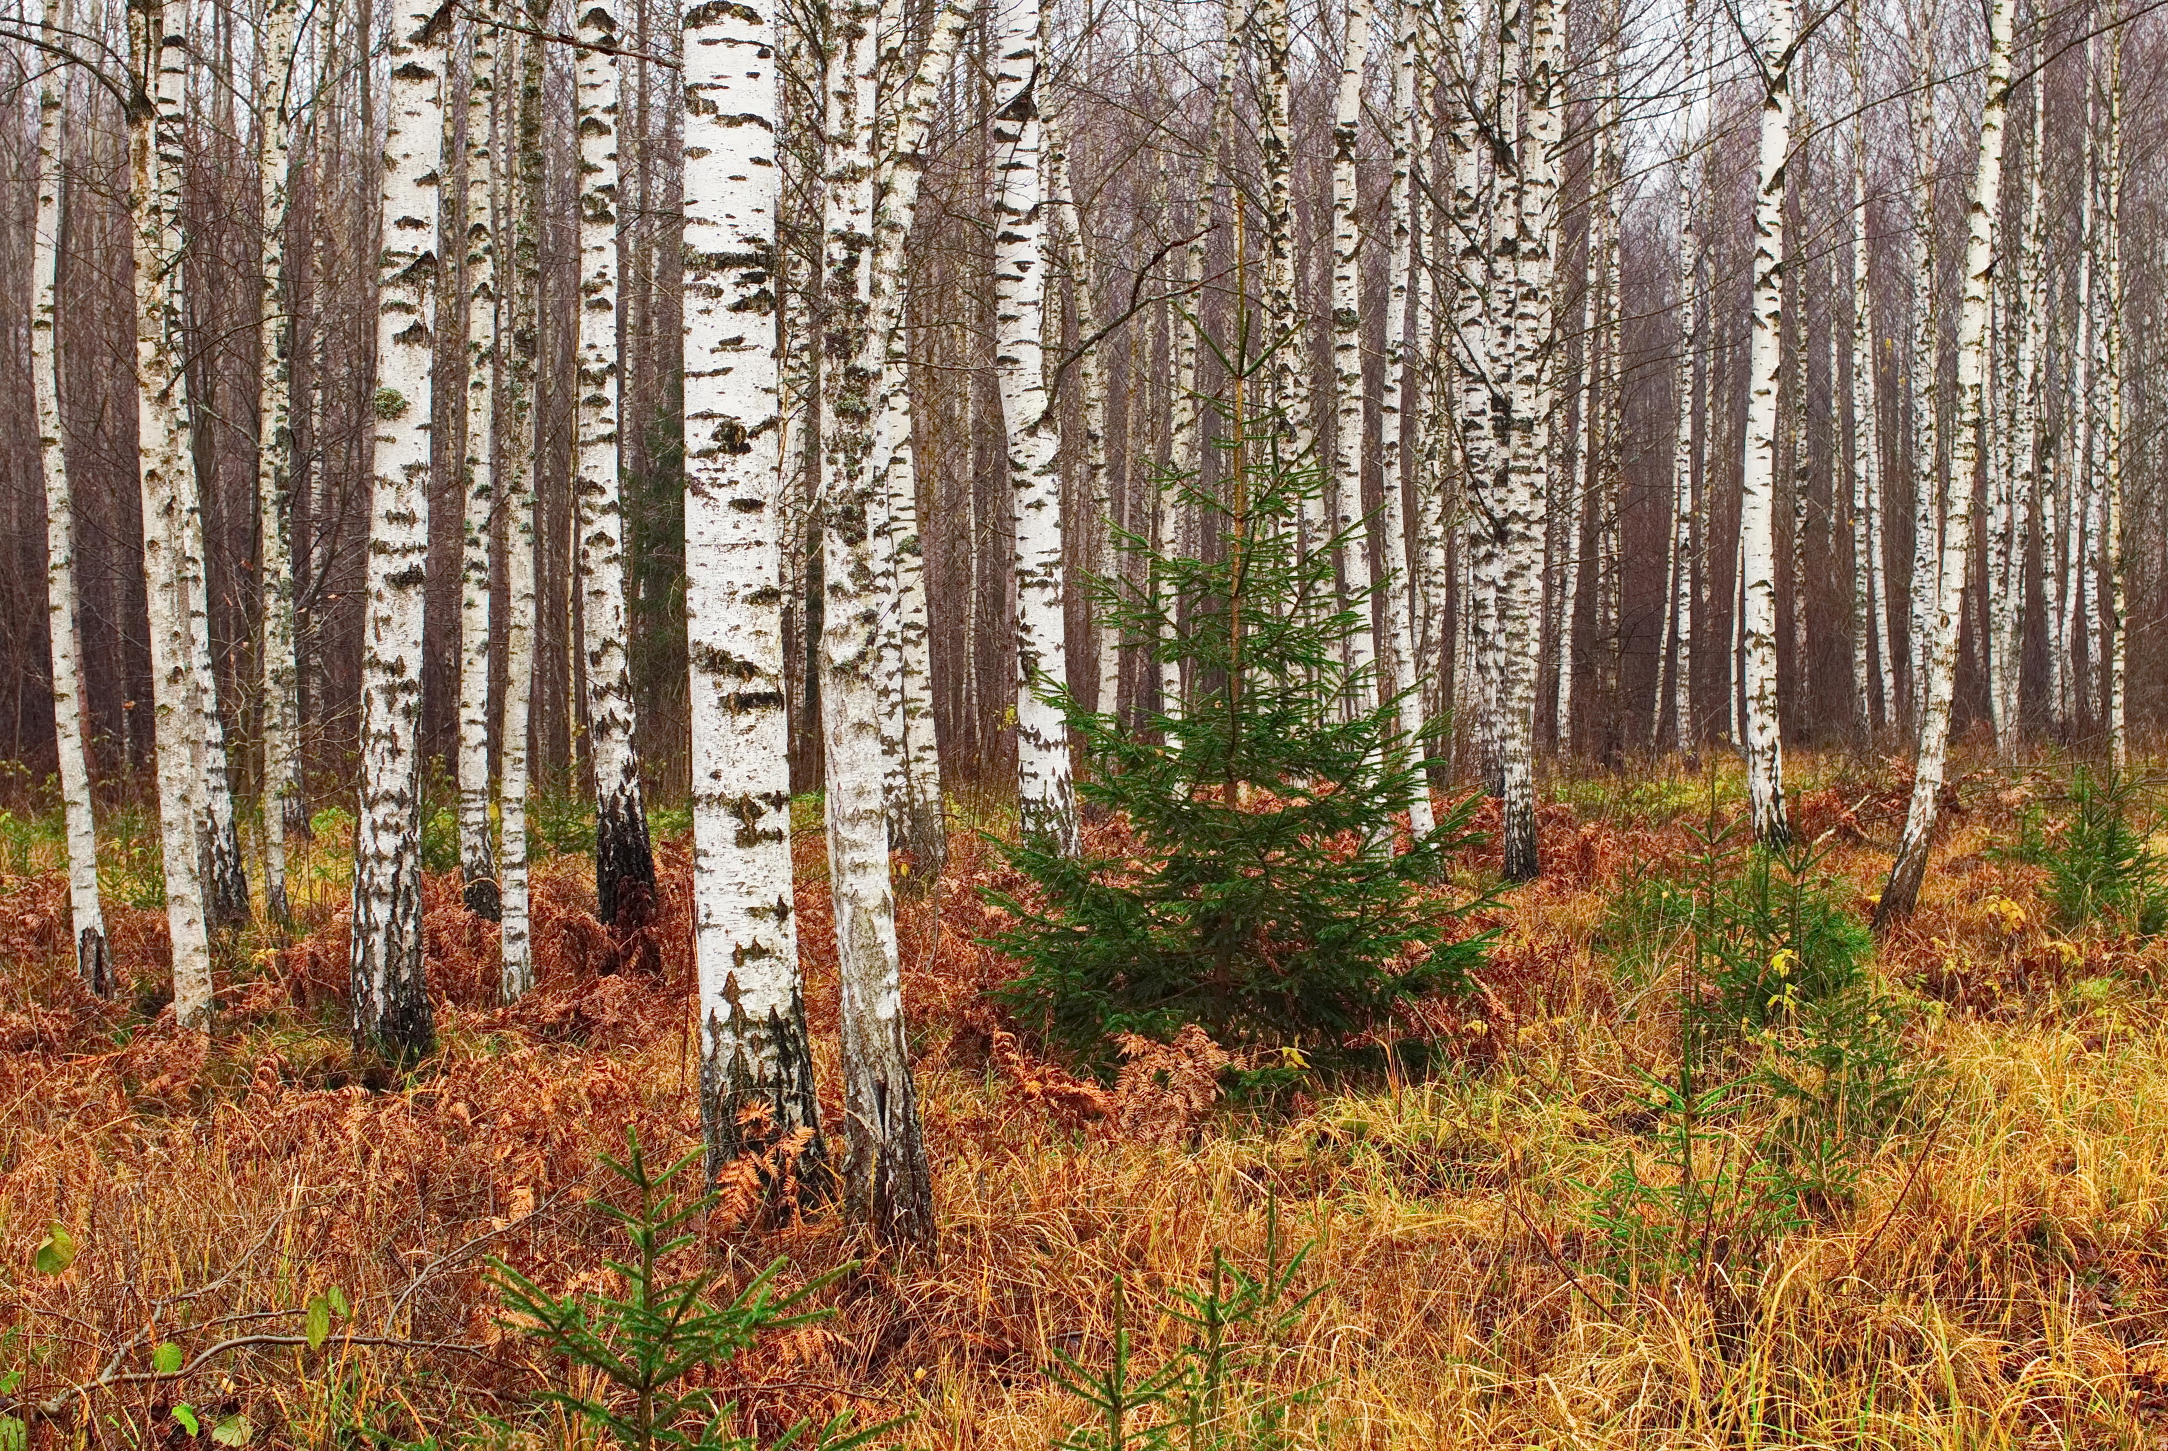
[19,1333,493,1419]
[455,6,680,69]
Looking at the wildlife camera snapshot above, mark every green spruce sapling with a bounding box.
[992,385,1492,1063]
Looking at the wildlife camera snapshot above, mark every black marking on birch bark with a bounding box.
[462,869,502,920]
[78,927,112,998]
[208,825,251,927]
[594,788,657,928]
[700,990,830,1205]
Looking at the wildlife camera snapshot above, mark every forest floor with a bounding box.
[5,745,2168,1449]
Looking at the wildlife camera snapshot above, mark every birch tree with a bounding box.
[818,0,933,1242]
[868,0,969,877]
[497,25,545,1004]
[134,0,213,1025]
[1452,0,1510,799]
[991,0,1079,855]
[574,0,659,926]
[1846,4,1888,736]
[1660,0,1700,752]
[2101,22,2125,766]
[1737,0,1796,848]
[350,0,446,1057]
[1328,0,1376,711]
[36,0,110,995]
[1377,0,1433,834]
[684,0,826,1179]
[1256,0,1309,468]
[455,6,501,920]
[256,0,305,926]
[1048,127,1118,722]
[186,501,248,929]
[1878,0,2010,925]
[1491,0,1563,880]
[1903,0,1940,721]
[1998,52,2048,755]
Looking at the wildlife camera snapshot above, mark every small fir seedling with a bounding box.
[1048,1205,1324,1451]
[2043,768,2168,935]
[490,1128,893,1451]
[991,388,1493,1063]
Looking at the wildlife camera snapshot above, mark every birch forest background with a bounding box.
[12,0,2168,1439]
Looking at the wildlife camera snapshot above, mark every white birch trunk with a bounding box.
[499,423,538,1001]
[1494,0,1561,879]
[135,2,213,1025]
[2005,60,2048,752]
[185,454,248,927]
[575,0,656,926]
[37,0,111,995]
[683,0,826,1179]
[498,25,545,1004]
[256,0,304,927]
[2102,30,2125,766]
[1408,33,1453,753]
[1847,12,1884,736]
[1452,0,1508,797]
[1662,2,1699,752]
[868,0,967,877]
[1904,6,1939,724]
[819,0,933,1241]
[1257,0,1310,474]
[455,6,501,921]
[1378,0,1433,834]
[1739,0,1796,848]
[991,0,1078,855]
[1879,0,2008,923]
[1048,129,1118,723]
[350,0,444,1057]
[1329,0,1376,714]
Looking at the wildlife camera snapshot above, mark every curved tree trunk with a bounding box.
[350,0,445,1059]
[1877,0,2010,925]
[37,0,110,996]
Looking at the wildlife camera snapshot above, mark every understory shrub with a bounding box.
[2041,768,2168,935]
[1584,818,1928,1273]
[991,388,1492,1064]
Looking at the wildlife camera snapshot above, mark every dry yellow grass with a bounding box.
[3,749,2167,1448]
